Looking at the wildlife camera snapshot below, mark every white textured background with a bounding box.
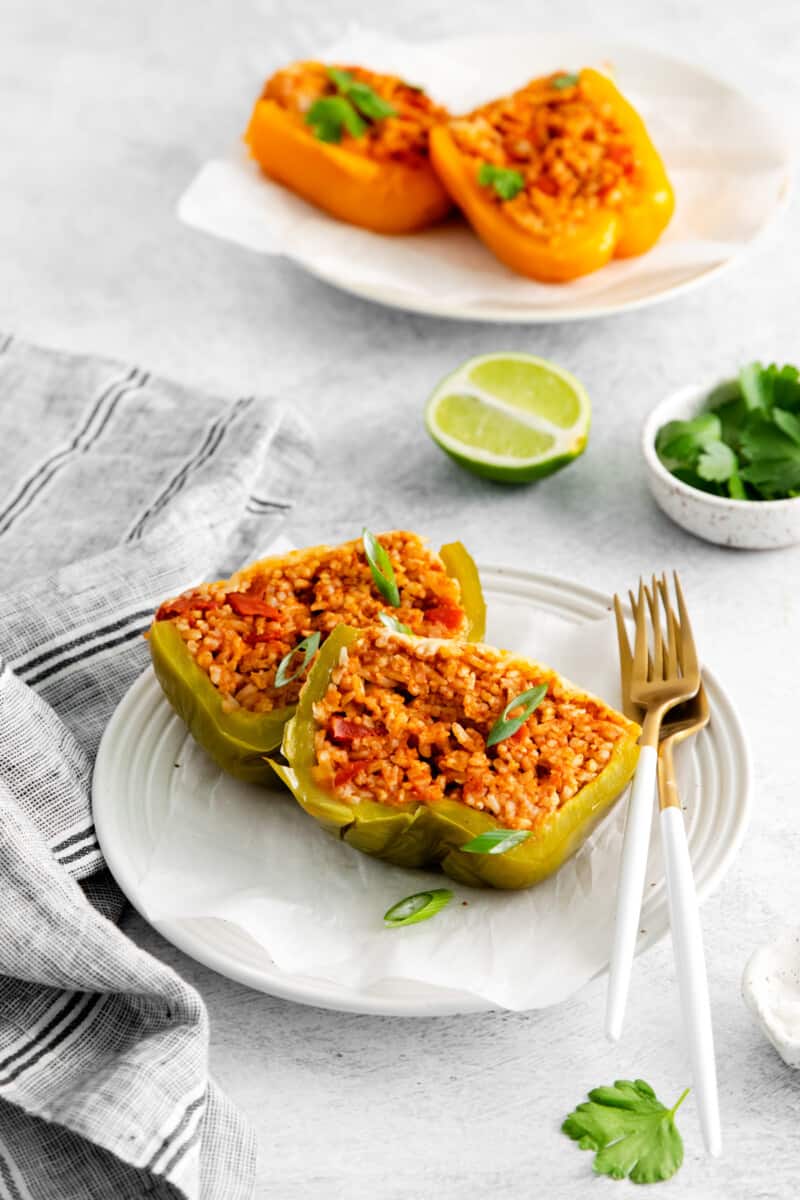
[3,0,800,1196]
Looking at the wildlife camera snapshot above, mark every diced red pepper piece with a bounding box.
[607,144,636,176]
[226,592,281,619]
[155,595,215,621]
[243,629,284,648]
[534,174,559,197]
[424,604,465,631]
[330,716,383,743]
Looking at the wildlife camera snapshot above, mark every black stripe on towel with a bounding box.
[146,1091,207,1173]
[0,1151,27,1200]
[0,993,102,1086]
[127,396,252,542]
[0,369,141,537]
[51,825,96,856]
[27,624,147,689]
[16,608,153,679]
[0,991,86,1075]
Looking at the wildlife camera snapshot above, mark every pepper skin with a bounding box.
[245,94,451,235]
[149,620,293,785]
[271,627,641,889]
[429,68,674,283]
[149,541,485,786]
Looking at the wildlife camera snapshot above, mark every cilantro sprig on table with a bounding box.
[656,362,800,500]
[305,68,396,144]
[563,1078,688,1184]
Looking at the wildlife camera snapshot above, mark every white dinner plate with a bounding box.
[178,31,791,324]
[93,565,750,1016]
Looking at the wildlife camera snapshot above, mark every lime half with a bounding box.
[425,353,591,483]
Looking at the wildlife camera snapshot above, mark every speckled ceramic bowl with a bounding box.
[743,929,800,1069]
[643,383,800,550]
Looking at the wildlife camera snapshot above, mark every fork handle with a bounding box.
[605,744,657,1042]
[661,805,721,1156]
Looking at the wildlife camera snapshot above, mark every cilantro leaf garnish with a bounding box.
[772,407,800,446]
[739,361,800,413]
[347,81,396,121]
[655,413,721,468]
[739,361,771,411]
[477,162,525,201]
[306,69,397,143]
[654,361,800,501]
[305,96,366,143]
[551,72,580,90]
[562,1079,688,1184]
[696,439,737,483]
[326,66,355,92]
[326,67,396,121]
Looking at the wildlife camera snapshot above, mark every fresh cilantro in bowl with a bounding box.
[655,362,800,501]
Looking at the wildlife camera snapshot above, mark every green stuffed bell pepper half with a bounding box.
[272,625,640,889]
[148,530,485,785]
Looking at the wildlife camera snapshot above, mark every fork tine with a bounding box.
[613,593,632,674]
[628,589,639,631]
[658,573,680,678]
[673,571,700,681]
[630,588,655,680]
[613,594,634,717]
[645,577,664,680]
[633,579,649,682]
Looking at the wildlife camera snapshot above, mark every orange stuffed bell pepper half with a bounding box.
[429,68,674,282]
[245,62,452,233]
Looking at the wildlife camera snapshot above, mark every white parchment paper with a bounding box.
[138,601,685,1011]
[177,28,791,314]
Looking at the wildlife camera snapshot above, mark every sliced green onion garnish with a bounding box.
[274,631,321,688]
[460,829,533,855]
[551,72,580,90]
[486,684,548,747]
[378,612,411,635]
[362,527,400,607]
[383,889,453,927]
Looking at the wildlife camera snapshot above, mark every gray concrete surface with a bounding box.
[2,1,800,1195]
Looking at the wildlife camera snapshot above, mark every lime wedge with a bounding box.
[425,353,591,483]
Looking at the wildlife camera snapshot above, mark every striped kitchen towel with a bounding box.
[0,333,314,1199]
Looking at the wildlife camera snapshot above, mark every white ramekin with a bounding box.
[642,382,800,550]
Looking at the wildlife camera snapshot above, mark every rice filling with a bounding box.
[313,629,637,831]
[152,533,468,714]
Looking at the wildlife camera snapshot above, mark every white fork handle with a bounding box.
[661,805,721,1156]
[605,744,657,1042]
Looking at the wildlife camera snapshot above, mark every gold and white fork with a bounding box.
[606,574,720,1156]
